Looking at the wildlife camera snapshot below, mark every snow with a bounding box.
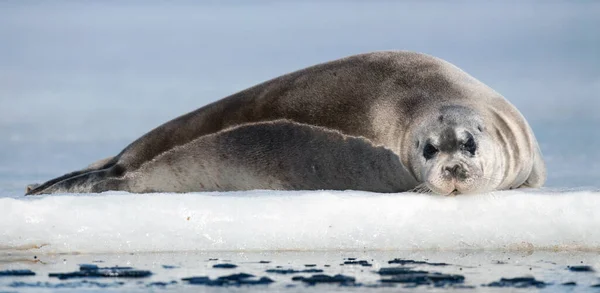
[1,190,599,255]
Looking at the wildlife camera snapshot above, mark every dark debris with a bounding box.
[213,263,237,269]
[376,267,428,276]
[292,274,355,285]
[182,273,273,286]
[48,264,151,280]
[485,277,549,288]
[10,280,124,289]
[0,270,36,277]
[379,270,465,287]
[388,258,449,266]
[266,268,324,274]
[343,260,372,267]
[568,265,594,272]
[147,280,177,287]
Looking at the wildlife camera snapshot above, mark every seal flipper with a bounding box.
[25,183,40,193]
[26,166,127,195]
[521,145,547,188]
[25,156,118,195]
[125,120,419,193]
[212,120,420,192]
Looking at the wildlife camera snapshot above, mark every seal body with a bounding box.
[26,51,546,195]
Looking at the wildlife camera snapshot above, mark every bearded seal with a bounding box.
[26,51,546,195]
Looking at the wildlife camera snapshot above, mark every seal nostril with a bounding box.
[444,164,462,177]
[451,164,460,175]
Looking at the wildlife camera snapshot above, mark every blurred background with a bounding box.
[1,0,598,196]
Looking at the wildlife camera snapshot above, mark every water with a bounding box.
[1,0,599,291]
[2,251,600,292]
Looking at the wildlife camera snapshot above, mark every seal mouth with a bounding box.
[447,189,459,196]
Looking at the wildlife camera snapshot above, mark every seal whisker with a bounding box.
[408,184,432,194]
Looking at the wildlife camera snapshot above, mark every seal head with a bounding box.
[408,105,503,195]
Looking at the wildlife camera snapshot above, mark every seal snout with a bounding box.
[442,163,468,181]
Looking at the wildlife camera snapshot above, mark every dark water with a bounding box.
[2,251,600,292]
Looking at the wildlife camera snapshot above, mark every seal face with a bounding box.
[26,51,546,195]
[409,106,500,195]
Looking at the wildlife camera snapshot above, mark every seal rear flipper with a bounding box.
[25,156,119,195]
[25,183,40,194]
[25,165,128,195]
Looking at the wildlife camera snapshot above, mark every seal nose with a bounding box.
[444,164,467,180]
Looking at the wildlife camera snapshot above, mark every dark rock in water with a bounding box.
[147,281,177,287]
[213,263,237,269]
[266,268,324,274]
[48,264,151,280]
[485,277,548,288]
[304,264,316,267]
[343,260,372,267]
[292,274,355,285]
[346,258,357,260]
[358,283,398,288]
[388,258,449,266]
[591,283,600,288]
[78,264,133,271]
[161,265,178,269]
[380,270,464,287]
[0,270,36,276]
[376,267,428,276]
[259,261,271,264]
[218,273,254,281]
[10,280,124,289]
[182,273,273,286]
[183,276,211,284]
[562,282,577,286]
[78,264,99,271]
[208,258,218,261]
[568,265,594,272]
[324,265,330,267]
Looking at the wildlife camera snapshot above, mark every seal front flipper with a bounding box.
[520,145,547,188]
[123,120,419,193]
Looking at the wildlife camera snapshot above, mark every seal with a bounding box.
[26,51,546,195]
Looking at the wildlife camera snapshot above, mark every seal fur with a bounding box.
[26,51,546,195]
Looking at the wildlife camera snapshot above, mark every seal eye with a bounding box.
[463,137,476,155]
[423,143,438,160]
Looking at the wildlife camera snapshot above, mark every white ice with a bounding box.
[1,189,599,255]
